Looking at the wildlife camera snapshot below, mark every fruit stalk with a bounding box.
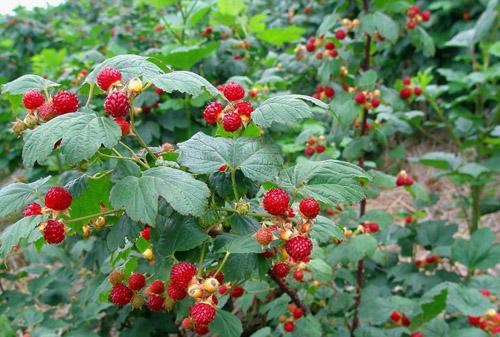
[269,271,309,315]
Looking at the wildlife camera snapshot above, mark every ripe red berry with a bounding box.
[128,273,146,290]
[22,202,42,217]
[203,102,222,124]
[293,308,303,319]
[114,117,130,136]
[479,289,491,297]
[354,92,366,104]
[104,91,130,117]
[218,285,228,295]
[45,186,72,211]
[415,260,423,267]
[325,41,335,50]
[195,325,209,335]
[96,67,122,91]
[335,29,346,40]
[293,270,304,282]
[110,283,133,306]
[263,188,290,216]
[207,271,224,284]
[23,90,45,110]
[150,280,165,294]
[167,282,187,301]
[284,321,295,332]
[52,91,79,115]
[491,326,500,334]
[170,262,197,289]
[229,286,244,298]
[425,255,437,264]
[468,316,481,326]
[155,87,163,96]
[205,26,213,34]
[43,219,65,244]
[315,51,323,59]
[411,332,424,337]
[304,146,315,156]
[421,10,431,22]
[147,294,165,311]
[329,49,338,57]
[306,42,315,52]
[324,86,335,98]
[272,262,290,278]
[39,102,56,121]
[405,216,413,224]
[299,198,320,218]
[316,145,325,154]
[396,174,406,186]
[223,82,245,101]
[316,84,324,93]
[402,77,412,86]
[371,98,381,108]
[405,176,414,186]
[190,303,217,325]
[222,112,242,132]
[400,88,412,100]
[141,227,150,240]
[406,19,417,30]
[402,315,410,326]
[390,311,401,322]
[413,86,422,96]
[407,5,420,18]
[364,222,380,233]
[256,226,273,245]
[234,101,254,117]
[285,236,313,261]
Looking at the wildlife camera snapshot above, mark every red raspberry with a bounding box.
[299,198,320,218]
[402,77,412,86]
[293,270,304,282]
[312,93,320,99]
[217,84,224,92]
[22,202,42,217]
[223,82,245,101]
[170,262,197,289]
[306,42,315,52]
[400,88,412,100]
[128,273,146,290]
[293,308,303,319]
[39,102,56,121]
[210,294,218,305]
[155,87,163,96]
[104,91,130,117]
[229,286,244,298]
[141,227,151,240]
[364,222,380,233]
[413,86,422,96]
[405,176,414,186]
[284,321,295,332]
[218,164,227,172]
[390,311,401,322]
[23,90,45,110]
[316,84,324,93]
[402,315,410,326]
[329,49,338,57]
[234,101,254,117]
[181,317,193,329]
[204,26,213,34]
[324,87,335,98]
[43,219,65,244]
[335,29,346,40]
[218,285,228,295]
[479,289,491,297]
[272,262,290,278]
[371,98,381,108]
[407,5,420,18]
[491,326,500,334]
[421,10,431,22]
[415,260,423,267]
[316,145,326,153]
[222,112,242,132]
[45,186,72,211]
[287,208,295,218]
[354,92,366,104]
[207,271,224,284]
[110,283,133,306]
[315,51,323,60]
[96,67,122,91]
[52,91,79,115]
[425,255,438,264]
[203,102,222,124]
[468,316,481,326]
[256,226,273,245]
[285,236,313,261]
[114,117,130,136]
[147,294,165,311]
[150,280,165,294]
[406,19,417,30]
[396,174,406,186]
[195,325,209,335]
[325,41,335,50]
[167,282,187,301]
[190,303,216,325]
[411,332,424,337]
[263,188,290,216]
[405,216,413,224]
[304,146,315,156]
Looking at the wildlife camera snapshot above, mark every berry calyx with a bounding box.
[299,198,320,218]
[149,280,165,294]
[43,219,66,244]
[168,282,187,301]
[104,91,130,117]
[272,262,290,278]
[284,321,295,332]
[170,262,197,289]
[22,202,42,217]
[285,236,313,261]
[222,112,242,132]
[114,117,130,136]
[52,91,79,115]
[262,188,290,216]
[45,186,72,211]
[203,102,222,124]
[110,283,133,306]
[190,302,217,325]
[96,67,122,91]
[223,82,245,101]
[234,101,254,117]
[256,226,274,245]
[128,273,146,291]
[147,294,165,311]
[23,90,45,110]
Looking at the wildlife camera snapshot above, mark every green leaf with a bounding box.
[418,152,461,170]
[107,216,140,251]
[252,95,329,128]
[357,70,378,89]
[22,111,121,167]
[450,329,489,337]
[417,221,457,249]
[155,42,219,70]
[329,235,378,264]
[278,160,370,207]
[217,0,245,16]
[0,176,49,218]
[295,316,323,337]
[412,26,435,56]
[256,26,306,47]
[411,290,448,329]
[152,71,219,97]
[208,309,243,337]
[372,11,399,43]
[473,3,497,43]
[248,14,267,33]
[311,216,345,243]
[446,29,475,48]
[85,54,164,84]
[249,327,272,337]
[154,214,208,256]
[452,228,500,270]
[1,74,59,95]
[446,283,494,316]
[0,215,47,258]
[178,132,283,182]
[214,234,261,254]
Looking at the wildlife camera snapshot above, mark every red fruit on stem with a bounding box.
[263,188,290,216]
[316,84,324,93]
[404,176,414,186]
[390,311,401,322]
[411,332,424,337]
[23,90,45,110]
[400,88,412,100]
[181,317,193,329]
[355,92,366,104]
[96,67,122,91]
[128,273,146,290]
[223,82,245,101]
[364,222,380,233]
[305,146,315,156]
[222,112,242,132]
[52,91,79,115]
[325,41,335,50]
[104,91,130,117]
[256,226,274,245]
[316,145,326,153]
[407,5,420,18]
[402,77,412,86]
[421,10,431,22]
[110,283,133,306]
[170,262,197,289]
[195,325,209,335]
[272,262,290,278]
[150,280,165,294]
[406,19,417,30]
[306,43,315,52]
[329,49,338,57]
[43,219,65,244]
[218,165,227,172]
[413,86,422,96]
[405,216,413,224]
[114,117,130,136]
[293,270,304,281]
[315,51,323,59]
[141,227,151,240]
[479,289,491,297]
[218,285,228,295]
[168,282,187,301]
[402,315,410,326]
[468,316,481,326]
[147,294,165,311]
[293,308,303,319]
[299,198,320,218]
[234,101,254,117]
[45,186,72,211]
[39,102,56,121]
[284,321,295,332]
[155,87,163,96]
[229,286,244,298]
[335,29,346,40]
[203,102,222,124]
[371,98,381,108]
[324,86,335,98]
[22,202,42,217]
[190,303,217,325]
[285,236,313,261]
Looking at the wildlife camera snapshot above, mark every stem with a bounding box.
[213,251,230,277]
[231,168,239,200]
[66,209,123,224]
[197,242,207,277]
[218,207,268,218]
[129,101,156,160]
[184,95,192,139]
[118,141,150,169]
[85,84,95,107]
[425,93,462,150]
[269,272,309,315]
[469,184,482,234]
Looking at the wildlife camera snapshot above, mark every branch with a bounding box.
[269,272,309,315]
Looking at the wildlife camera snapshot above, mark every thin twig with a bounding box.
[269,272,309,315]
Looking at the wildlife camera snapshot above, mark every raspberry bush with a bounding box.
[0,1,499,337]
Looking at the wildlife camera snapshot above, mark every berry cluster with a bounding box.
[396,170,414,186]
[399,76,422,100]
[415,254,441,268]
[406,5,431,30]
[360,222,380,234]
[335,18,361,41]
[278,303,304,333]
[468,309,500,334]
[203,82,254,133]
[295,35,338,61]
[311,84,335,101]
[304,136,326,156]
[390,310,410,327]
[354,89,382,110]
